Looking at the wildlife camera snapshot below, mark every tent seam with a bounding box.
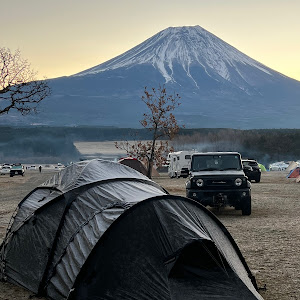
[43,202,128,290]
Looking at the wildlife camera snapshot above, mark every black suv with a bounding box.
[186,152,251,215]
[242,159,261,183]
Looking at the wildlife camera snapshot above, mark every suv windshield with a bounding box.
[191,154,242,171]
[11,165,23,170]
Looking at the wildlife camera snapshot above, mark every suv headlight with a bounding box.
[196,178,204,187]
[234,178,243,186]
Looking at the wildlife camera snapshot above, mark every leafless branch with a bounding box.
[0,47,51,116]
[116,85,182,178]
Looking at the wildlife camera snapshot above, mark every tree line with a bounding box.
[173,128,300,165]
[0,126,299,166]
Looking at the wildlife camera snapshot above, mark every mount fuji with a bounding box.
[3,25,300,128]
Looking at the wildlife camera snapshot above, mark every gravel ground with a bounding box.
[0,170,299,299]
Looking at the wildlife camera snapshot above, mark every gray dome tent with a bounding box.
[0,159,263,300]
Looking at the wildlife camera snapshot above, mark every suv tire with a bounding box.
[242,196,251,216]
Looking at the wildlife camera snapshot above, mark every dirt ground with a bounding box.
[0,170,299,300]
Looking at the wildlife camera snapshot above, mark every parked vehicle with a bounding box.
[55,163,65,170]
[242,159,261,183]
[269,162,289,171]
[167,151,194,178]
[2,163,11,167]
[186,152,251,215]
[1,166,11,175]
[27,165,37,170]
[10,164,25,177]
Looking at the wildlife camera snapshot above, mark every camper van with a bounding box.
[167,151,194,178]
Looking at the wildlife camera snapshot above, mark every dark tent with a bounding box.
[0,159,263,300]
[119,156,148,176]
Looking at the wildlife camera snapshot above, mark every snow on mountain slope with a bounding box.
[2,25,300,129]
[75,25,275,88]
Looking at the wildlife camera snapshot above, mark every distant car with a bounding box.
[242,159,261,183]
[2,163,11,169]
[55,163,65,170]
[269,165,281,171]
[27,165,36,170]
[269,164,288,171]
[10,165,25,177]
[1,166,11,175]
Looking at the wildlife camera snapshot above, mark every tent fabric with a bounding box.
[70,197,263,300]
[258,163,267,172]
[141,157,160,177]
[0,159,263,300]
[119,157,148,176]
[286,161,298,173]
[287,167,300,178]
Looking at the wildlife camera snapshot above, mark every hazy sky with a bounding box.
[2,0,300,81]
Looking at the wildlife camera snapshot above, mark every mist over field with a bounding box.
[0,127,299,165]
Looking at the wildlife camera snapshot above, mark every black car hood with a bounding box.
[191,170,245,177]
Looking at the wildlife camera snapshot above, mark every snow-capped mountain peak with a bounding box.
[2,25,300,129]
[75,25,273,88]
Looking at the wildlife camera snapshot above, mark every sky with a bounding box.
[2,0,300,81]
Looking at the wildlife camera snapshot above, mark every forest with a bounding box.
[0,126,299,166]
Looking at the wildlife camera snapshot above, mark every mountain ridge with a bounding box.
[1,25,300,129]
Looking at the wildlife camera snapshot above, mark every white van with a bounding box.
[167,151,194,178]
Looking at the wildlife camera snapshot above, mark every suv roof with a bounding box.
[193,152,241,156]
[242,159,258,164]
[242,158,257,161]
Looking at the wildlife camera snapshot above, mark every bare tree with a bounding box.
[116,85,182,178]
[0,47,51,116]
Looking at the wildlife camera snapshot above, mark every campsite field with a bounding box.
[0,170,299,300]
